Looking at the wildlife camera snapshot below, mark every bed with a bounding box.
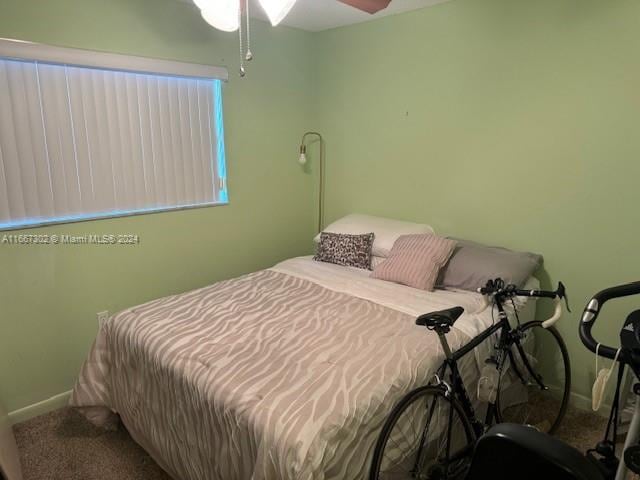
[70,255,537,480]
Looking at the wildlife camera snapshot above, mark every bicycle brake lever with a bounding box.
[557,281,571,313]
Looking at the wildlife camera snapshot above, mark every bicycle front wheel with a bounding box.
[496,321,571,434]
[370,385,476,480]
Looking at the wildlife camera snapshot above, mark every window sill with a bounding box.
[0,201,230,232]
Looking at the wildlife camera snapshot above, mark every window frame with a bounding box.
[0,38,229,231]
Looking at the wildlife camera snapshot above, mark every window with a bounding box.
[0,39,229,230]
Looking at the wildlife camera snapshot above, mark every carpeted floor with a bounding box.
[14,408,171,480]
[554,403,609,454]
[14,405,609,480]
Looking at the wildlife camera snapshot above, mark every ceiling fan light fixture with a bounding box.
[258,0,298,26]
[197,0,240,32]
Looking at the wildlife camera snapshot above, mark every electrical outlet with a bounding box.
[97,311,109,327]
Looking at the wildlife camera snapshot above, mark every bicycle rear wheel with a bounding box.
[496,321,570,434]
[370,385,476,480]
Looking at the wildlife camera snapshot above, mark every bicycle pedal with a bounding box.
[587,448,619,478]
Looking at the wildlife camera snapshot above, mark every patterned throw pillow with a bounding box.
[371,234,457,291]
[314,232,375,270]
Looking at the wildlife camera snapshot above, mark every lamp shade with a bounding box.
[197,0,240,32]
[258,0,298,26]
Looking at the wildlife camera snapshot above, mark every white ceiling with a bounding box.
[180,0,452,32]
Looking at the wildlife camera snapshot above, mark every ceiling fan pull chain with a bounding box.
[238,1,246,77]
[245,0,253,61]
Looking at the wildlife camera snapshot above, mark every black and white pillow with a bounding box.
[313,232,375,270]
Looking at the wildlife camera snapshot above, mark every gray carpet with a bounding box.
[554,404,608,454]
[14,405,609,480]
[14,408,171,480]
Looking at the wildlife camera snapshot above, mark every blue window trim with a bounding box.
[214,79,229,203]
[0,202,226,231]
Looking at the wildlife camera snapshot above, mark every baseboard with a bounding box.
[569,389,593,411]
[569,389,611,417]
[8,391,72,425]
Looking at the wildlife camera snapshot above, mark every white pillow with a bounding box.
[371,256,386,269]
[314,214,435,258]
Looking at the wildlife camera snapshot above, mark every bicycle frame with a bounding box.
[410,317,510,477]
[433,298,542,438]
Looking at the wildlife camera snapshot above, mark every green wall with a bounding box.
[2,0,639,415]
[0,0,316,414]
[314,0,640,400]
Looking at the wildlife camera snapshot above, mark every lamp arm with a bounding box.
[301,131,322,144]
[299,132,324,233]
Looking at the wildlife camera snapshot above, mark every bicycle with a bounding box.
[462,280,640,480]
[370,278,572,480]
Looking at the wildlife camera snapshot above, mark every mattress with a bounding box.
[70,256,537,480]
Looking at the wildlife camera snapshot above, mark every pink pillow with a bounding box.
[371,234,457,291]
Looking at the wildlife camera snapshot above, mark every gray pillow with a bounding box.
[437,239,543,291]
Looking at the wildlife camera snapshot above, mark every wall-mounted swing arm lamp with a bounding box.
[298,132,325,233]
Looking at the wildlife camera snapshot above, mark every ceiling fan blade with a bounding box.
[337,0,392,14]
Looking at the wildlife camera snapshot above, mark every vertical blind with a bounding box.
[0,55,228,230]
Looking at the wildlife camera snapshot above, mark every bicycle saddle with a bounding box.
[416,306,465,329]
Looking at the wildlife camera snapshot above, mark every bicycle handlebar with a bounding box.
[477,281,565,299]
[476,279,569,328]
[579,281,640,360]
[542,298,563,329]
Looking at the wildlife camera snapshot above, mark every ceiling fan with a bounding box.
[193,0,394,76]
[337,0,393,15]
[193,0,394,32]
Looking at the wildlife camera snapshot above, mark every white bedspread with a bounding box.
[272,256,538,340]
[70,257,538,480]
